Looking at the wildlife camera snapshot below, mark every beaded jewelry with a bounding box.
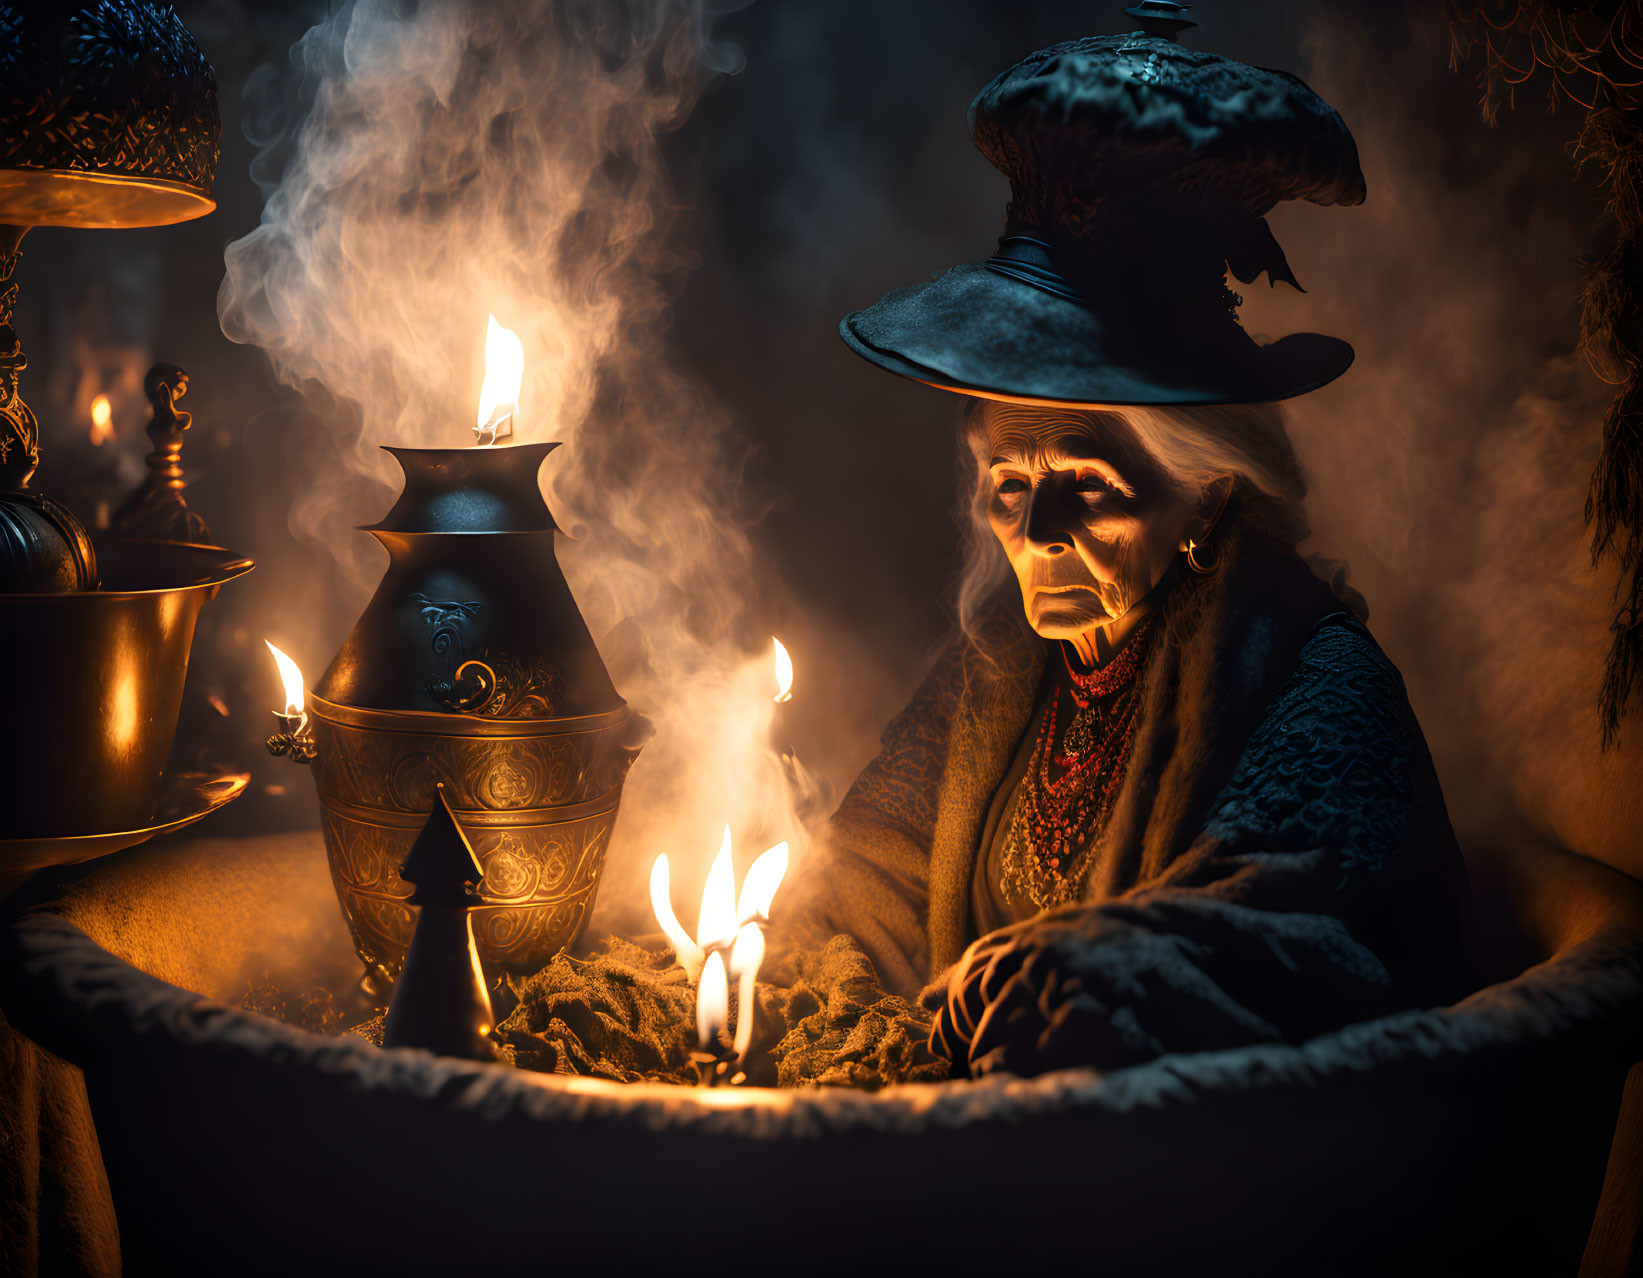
[999,613,1158,909]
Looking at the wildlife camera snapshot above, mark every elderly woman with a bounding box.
[778,13,1473,1079]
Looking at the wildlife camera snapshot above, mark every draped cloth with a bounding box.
[773,530,1474,1073]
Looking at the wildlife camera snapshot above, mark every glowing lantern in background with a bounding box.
[88,394,113,446]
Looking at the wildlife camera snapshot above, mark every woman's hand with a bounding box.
[922,910,1134,1078]
[923,918,1062,1076]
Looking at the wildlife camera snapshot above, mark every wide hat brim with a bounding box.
[839,258,1353,408]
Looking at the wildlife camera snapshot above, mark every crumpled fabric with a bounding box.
[493,937,699,1084]
[474,933,946,1090]
[0,1007,120,1278]
[770,935,948,1089]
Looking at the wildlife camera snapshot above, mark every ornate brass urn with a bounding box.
[306,443,646,990]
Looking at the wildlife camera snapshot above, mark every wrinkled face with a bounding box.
[984,402,1197,642]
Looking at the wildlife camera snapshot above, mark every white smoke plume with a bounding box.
[219,0,806,928]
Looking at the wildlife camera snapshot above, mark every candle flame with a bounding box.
[772,636,793,703]
[735,841,788,928]
[652,826,792,1061]
[649,854,705,982]
[731,923,765,1060]
[695,824,738,952]
[475,314,524,443]
[697,949,728,1052]
[89,394,113,446]
[264,640,307,718]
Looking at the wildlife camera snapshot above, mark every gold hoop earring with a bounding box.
[1185,537,1220,575]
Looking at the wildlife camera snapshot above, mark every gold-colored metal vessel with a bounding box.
[310,698,639,986]
[297,443,646,988]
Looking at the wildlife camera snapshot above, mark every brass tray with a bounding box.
[0,768,248,898]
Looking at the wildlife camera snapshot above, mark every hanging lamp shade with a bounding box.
[0,2,219,229]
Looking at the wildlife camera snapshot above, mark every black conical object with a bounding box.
[382,785,497,1060]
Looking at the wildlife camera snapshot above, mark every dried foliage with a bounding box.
[1449,0,1643,744]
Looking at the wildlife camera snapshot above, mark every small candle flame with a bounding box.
[475,314,523,445]
[697,949,728,1054]
[89,394,113,446]
[650,826,791,1065]
[772,636,793,703]
[735,841,788,930]
[649,854,705,982]
[264,640,307,720]
[730,923,765,1060]
[694,824,739,953]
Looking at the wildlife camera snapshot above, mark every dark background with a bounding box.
[16,1,1637,915]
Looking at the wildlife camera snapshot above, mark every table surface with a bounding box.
[24,826,363,1007]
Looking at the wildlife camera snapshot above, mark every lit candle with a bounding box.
[649,853,705,982]
[264,640,316,764]
[772,636,794,703]
[730,923,764,1061]
[697,950,728,1056]
[650,825,789,1083]
[89,394,113,447]
[769,636,797,768]
[474,314,523,446]
[265,640,307,732]
[735,841,789,930]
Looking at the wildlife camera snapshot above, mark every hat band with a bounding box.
[984,234,1086,305]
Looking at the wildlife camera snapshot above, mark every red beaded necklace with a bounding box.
[999,612,1158,909]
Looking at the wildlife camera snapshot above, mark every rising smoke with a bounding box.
[218,0,805,927]
[214,0,1643,932]
[1242,6,1643,874]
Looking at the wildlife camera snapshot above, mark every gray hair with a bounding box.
[954,398,1310,657]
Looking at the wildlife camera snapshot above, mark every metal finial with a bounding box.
[1124,2,1197,40]
[112,362,210,543]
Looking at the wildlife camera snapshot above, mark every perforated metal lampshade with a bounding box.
[0,3,219,229]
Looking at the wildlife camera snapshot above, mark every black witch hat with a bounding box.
[840,4,1366,407]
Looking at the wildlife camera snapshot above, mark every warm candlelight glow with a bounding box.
[264,640,307,720]
[730,923,765,1058]
[650,825,791,1071]
[736,841,788,929]
[772,636,793,703]
[88,394,113,446]
[475,313,524,444]
[697,949,728,1053]
[649,854,705,981]
[695,824,739,952]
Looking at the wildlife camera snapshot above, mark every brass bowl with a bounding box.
[0,536,252,838]
[0,769,247,899]
[308,695,642,982]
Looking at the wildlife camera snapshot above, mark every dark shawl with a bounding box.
[774,530,1472,1069]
